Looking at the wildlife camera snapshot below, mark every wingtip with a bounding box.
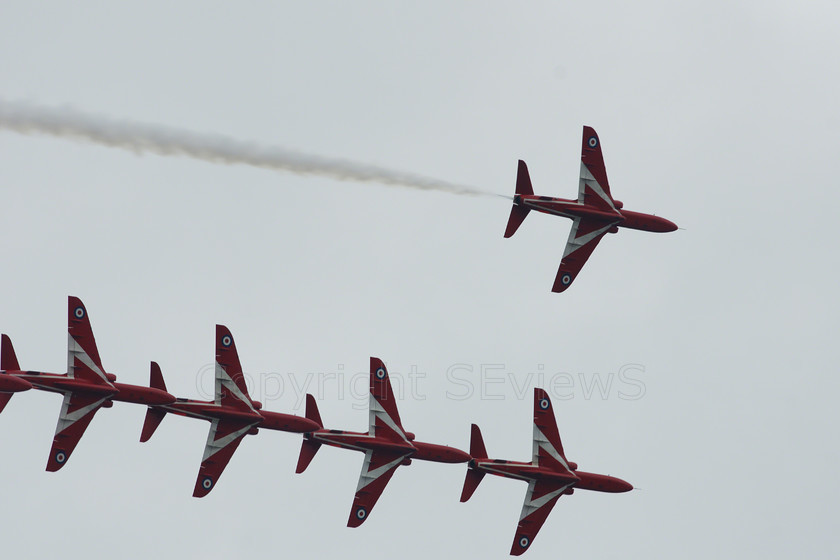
[347,508,368,528]
[192,476,215,498]
[370,356,385,372]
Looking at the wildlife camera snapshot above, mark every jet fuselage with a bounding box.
[155,398,317,433]
[514,194,677,234]
[471,458,632,494]
[0,369,173,405]
[309,429,470,464]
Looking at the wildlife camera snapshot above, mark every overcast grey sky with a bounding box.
[1,2,838,558]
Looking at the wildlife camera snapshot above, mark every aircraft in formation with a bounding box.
[461,388,632,555]
[0,297,176,471]
[0,294,634,554]
[504,125,677,292]
[139,325,319,497]
[295,357,471,526]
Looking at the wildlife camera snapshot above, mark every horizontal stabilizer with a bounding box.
[504,205,531,238]
[460,424,488,502]
[140,408,166,443]
[304,393,323,428]
[1,334,21,371]
[296,439,321,474]
[515,160,534,196]
[149,361,167,392]
[0,394,12,414]
[504,160,534,238]
[469,423,488,459]
[460,468,485,502]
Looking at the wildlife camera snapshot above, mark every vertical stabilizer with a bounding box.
[1,334,21,371]
[460,424,488,502]
[504,160,533,238]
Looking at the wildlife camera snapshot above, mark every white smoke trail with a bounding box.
[0,99,492,197]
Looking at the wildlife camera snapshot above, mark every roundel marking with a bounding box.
[55,450,67,464]
[539,398,550,410]
[202,477,214,490]
[375,368,386,380]
[561,273,572,286]
[356,506,367,520]
[221,335,232,348]
[74,306,85,319]
[588,136,598,148]
[519,536,530,549]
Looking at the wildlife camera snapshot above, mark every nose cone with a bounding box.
[0,373,31,393]
[660,217,678,232]
[575,471,634,493]
[413,442,472,464]
[614,477,634,493]
[146,388,176,406]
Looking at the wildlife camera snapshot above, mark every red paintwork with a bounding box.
[574,471,633,493]
[412,441,471,463]
[111,382,174,406]
[0,372,32,392]
[513,194,677,234]
[258,410,318,432]
[462,388,632,555]
[505,125,677,292]
[140,327,319,498]
[305,430,468,464]
[1,298,180,471]
[297,358,470,528]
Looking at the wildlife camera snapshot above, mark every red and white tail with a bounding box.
[460,424,488,502]
[504,160,533,238]
[532,388,574,474]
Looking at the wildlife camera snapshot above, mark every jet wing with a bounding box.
[552,217,620,293]
[347,449,411,527]
[577,126,619,212]
[532,388,575,473]
[509,479,575,556]
[67,297,113,386]
[214,325,259,413]
[368,357,411,443]
[192,417,259,497]
[46,391,111,471]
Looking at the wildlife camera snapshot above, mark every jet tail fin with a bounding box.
[504,160,533,238]
[304,393,323,428]
[140,408,166,442]
[295,439,322,474]
[140,362,168,442]
[1,334,21,371]
[469,423,488,458]
[295,394,323,473]
[515,160,534,196]
[460,469,485,502]
[149,361,167,392]
[460,424,488,502]
[0,335,22,413]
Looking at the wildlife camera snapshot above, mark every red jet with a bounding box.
[139,324,319,497]
[0,296,175,471]
[461,388,632,555]
[505,126,677,292]
[296,357,471,527]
